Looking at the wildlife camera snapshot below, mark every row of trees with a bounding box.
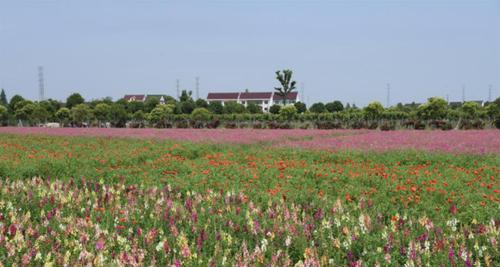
[0,87,498,129]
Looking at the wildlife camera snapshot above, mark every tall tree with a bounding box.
[274,70,297,105]
[66,93,85,109]
[0,89,7,106]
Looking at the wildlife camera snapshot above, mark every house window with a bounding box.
[264,101,268,104]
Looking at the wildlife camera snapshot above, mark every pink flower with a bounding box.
[95,239,105,251]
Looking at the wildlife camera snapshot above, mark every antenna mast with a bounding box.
[38,66,45,101]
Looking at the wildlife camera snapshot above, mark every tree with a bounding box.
[269,104,281,114]
[66,93,85,109]
[461,101,480,119]
[274,69,297,105]
[191,108,211,121]
[94,103,111,126]
[71,104,93,126]
[31,103,50,124]
[132,110,145,123]
[246,103,263,114]
[208,102,224,114]
[294,102,307,114]
[0,89,7,106]
[109,103,129,127]
[127,101,145,114]
[223,102,246,114]
[15,103,36,125]
[144,97,160,113]
[9,95,25,112]
[148,104,174,127]
[179,90,193,102]
[279,105,297,120]
[309,102,326,113]
[325,101,344,113]
[55,107,71,125]
[180,101,196,114]
[364,101,385,120]
[0,105,7,125]
[416,97,448,120]
[39,99,61,121]
[195,99,208,109]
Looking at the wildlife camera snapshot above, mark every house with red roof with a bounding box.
[123,94,147,102]
[207,91,299,112]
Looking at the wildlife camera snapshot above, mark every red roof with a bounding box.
[273,91,299,101]
[239,92,272,100]
[124,95,146,101]
[207,92,240,100]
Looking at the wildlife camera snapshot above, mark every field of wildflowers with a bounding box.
[0,132,498,266]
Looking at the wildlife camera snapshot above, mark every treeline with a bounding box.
[0,89,499,130]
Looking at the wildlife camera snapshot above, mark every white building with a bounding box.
[207,91,299,112]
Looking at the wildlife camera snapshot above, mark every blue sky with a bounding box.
[0,0,498,106]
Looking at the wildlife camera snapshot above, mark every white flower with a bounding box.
[155,241,164,252]
[285,236,292,247]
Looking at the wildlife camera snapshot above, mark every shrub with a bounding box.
[279,105,297,120]
[269,105,281,114]
[191,108,211,121]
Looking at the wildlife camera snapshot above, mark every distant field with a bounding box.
[0,127,499,154]
[0,132,498,266]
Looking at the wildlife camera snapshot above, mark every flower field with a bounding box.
[0,132,499,266]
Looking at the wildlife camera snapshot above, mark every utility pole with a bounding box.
[300,82,305,103]
[386,83,391,108]
[462,84,466,102]
[488,84,492,102]
[38,66,45,101]
[195,77,200,100]
[176,79,180,99]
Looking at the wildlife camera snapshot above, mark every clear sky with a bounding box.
[0,0,498,106]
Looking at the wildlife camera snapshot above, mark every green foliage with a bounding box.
[31,103,50,124]
[15,102,35,123]
[132,110,145,122]
[148,104,174,127]
[94,103,111,123]
[461,101,480,119]
[191,107,211,121]
[208,101,224,114]
[223,102,246,114]
[269,104,281,114]
[325,100,344,113]
[246,103,262,114]
[65,93,85,109]
[195,98,208,109]
[416,97,448,120]
[71,104,93,125]
[144,97,160,113]
[8,95,25,112]
[363,101,385,120]
[127,101,145,114]
[309,102,326,113]
[294,102,307,113]
[0,105,7,124]
[179,90,193,102]
[180,100,196,114]
[0,89,7,106]
[109,103,129,127]
[279,105,297,120]
[274,69,297,104]
[55,107,71,125]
